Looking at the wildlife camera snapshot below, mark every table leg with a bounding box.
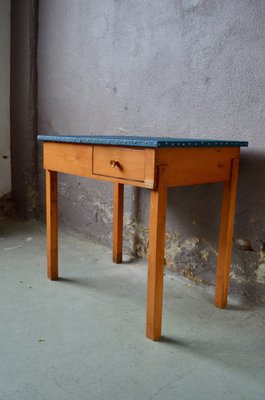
[215,158,239,308]
[46,169,58,280]
[146,166,167,340]
[113,183,124,263]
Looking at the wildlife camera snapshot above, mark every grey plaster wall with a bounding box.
[38,0,265,304]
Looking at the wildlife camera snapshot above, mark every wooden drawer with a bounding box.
[93,146,145,182]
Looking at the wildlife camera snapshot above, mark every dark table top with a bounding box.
[37,135,248,148]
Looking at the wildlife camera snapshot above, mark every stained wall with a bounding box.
[0,0,11,197]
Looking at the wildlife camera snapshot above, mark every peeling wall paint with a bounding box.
[256,264,265,284]
[38,0,265,305]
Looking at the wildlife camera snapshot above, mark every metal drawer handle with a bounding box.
[110,159,119,168]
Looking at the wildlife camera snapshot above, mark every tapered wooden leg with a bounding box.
[46,170,58,280]
[146,166,167,340]
[215,158,239,308]
[113,183,124,263]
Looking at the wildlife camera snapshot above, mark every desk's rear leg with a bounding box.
[113,183,124,263]
[215,158,239,308]
[46,169,58,280]
[146,166,167,340]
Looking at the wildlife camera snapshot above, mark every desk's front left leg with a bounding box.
[46,169,58,280]
[146,166,167,341]
[113,183,124,263]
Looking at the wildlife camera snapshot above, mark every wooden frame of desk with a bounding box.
[43,142,240,341]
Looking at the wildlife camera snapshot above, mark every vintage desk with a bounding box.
[38,135,248,341]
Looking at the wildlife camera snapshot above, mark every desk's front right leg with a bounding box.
[46,170,58,280]
[215,158,239,308]
[146,166,167,341]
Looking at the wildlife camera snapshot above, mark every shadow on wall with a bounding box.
[230,150,265,304]
[124,149,265,305]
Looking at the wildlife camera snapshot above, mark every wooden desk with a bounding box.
[38,135,248,341]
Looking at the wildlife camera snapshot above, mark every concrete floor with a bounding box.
[0,219,265,400]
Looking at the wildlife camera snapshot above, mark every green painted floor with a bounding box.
[0,219,264,400]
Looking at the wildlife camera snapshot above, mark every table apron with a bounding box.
[43,142,240,188]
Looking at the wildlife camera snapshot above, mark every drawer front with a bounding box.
[44,142,92,177]
[93,146,145,182]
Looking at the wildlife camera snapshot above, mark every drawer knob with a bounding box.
[110,159,119,168]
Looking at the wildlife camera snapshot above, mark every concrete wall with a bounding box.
[38,0,265,304]
[0,0,11,197]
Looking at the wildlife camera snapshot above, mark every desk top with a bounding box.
[38,135,248,148]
